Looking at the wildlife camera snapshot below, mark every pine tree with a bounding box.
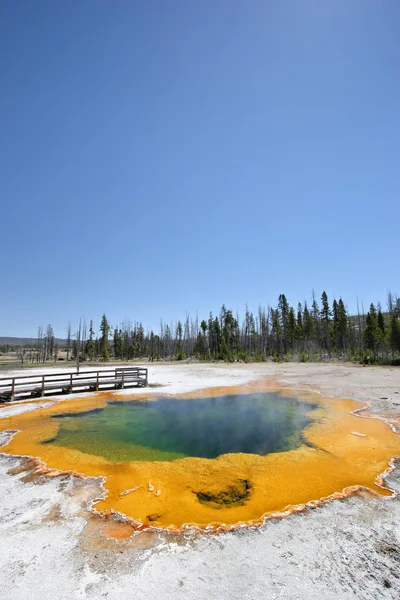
[311,295,320,349]
[278,294,289,354]
[208,312,214,358]
[332,299,339,352]
[295,303,304,348]
[213,316,222,359]
[136,323,145,357]
[364,304,378,361]
[194,331,206,359]
[287,307,296,354]
[219,306,239,359]
[376,308,386,360]
[336,299,348,355]
[183,314,191,358]
[200,320,208,357]
[303,302,314,353]
[99,314,110,361]
[149,331,155,362]
[296,303,303,329]
[377,310,385,335]
[113,328,122,359]
[320,291,331,355]
[85,320,96,360]
[389,313,400,359]
[258,305,268,356]
[270,308,282,357]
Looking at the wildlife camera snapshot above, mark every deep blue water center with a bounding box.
[45,392,316,462]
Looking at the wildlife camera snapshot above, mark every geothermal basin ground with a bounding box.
[1,362,400,599]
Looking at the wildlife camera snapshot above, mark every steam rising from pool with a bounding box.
[43,393,316,462]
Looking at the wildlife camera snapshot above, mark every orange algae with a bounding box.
[1,379,400,533]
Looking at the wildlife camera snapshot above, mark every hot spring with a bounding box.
[1,381,399,532]
[43,392,315,462]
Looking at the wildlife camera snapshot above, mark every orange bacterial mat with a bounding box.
[1,378,399,532]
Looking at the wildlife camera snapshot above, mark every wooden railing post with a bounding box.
[70,373,73,393]
[96,371,99,391]
[41,376,45,397]
[11,378,15,401]
[121,369,125,389]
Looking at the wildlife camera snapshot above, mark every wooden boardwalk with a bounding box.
[0,367,148,402]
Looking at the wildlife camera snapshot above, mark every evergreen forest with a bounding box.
[5,291,400,366]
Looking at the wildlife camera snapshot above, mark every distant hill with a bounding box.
[0,337,68,347]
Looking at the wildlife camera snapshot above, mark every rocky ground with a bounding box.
[1,362,400,599]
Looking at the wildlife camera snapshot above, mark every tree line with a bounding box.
[24,290,400,365]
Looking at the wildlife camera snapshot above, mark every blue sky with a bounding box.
[1,1,399,338]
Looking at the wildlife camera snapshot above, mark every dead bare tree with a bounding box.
[76,319,82,373]
[66,322,72,361]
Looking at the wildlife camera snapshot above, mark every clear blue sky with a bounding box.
[1,1,399,338]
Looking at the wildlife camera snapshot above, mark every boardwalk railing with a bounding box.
[0,367,148,402]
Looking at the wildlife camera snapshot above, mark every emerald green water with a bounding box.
[43,393,316,462]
